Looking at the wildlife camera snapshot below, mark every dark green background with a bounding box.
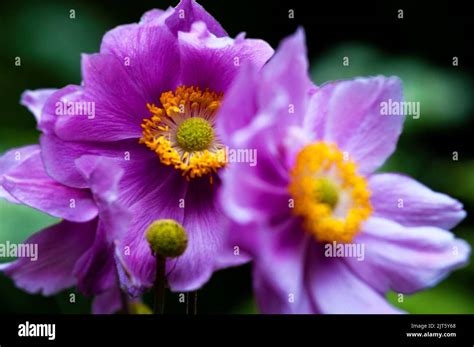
[0,0,473,313]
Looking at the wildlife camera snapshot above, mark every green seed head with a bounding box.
[145,219,188,258]
[316,178,339,209]
[176,117,214,152]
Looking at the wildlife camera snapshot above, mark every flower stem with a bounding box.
[153,254,166,314]
[120,289,130,314]
[186,291,198,315]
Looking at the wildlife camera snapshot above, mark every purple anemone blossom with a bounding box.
[0,147,129,313]
[216,30,471,314]
[0,0,273,311]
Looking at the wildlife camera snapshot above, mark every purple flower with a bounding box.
[0,146,129,313]
[0,0,273,310]
[216,30,471,313]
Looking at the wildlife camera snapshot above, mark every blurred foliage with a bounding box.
[387,283,474,314]
[311,42,474,131]
[0,2,473,314]
[0,200,57,263]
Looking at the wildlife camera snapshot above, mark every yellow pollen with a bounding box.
[139,85,227,181]
[288,142,372,243]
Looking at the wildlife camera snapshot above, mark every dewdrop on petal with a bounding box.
[145,219,188,258]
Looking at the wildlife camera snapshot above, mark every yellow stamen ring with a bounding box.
[140,85,227,180]
[288,142,372,243]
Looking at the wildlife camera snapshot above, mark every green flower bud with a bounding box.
[146,219,188,258]
[129,301,152,315]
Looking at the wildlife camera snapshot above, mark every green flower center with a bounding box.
[315,178,339,209]
[176,117,214,152]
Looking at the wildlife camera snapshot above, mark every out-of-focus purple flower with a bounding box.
[0,0,273,311]
[0,147,129,313]
[217,30,471,313]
